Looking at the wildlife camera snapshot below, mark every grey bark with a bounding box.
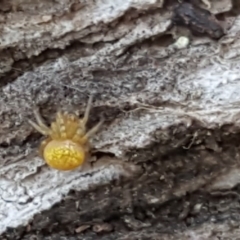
[1,0,240,239]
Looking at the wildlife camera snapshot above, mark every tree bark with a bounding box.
[1,0,240,239]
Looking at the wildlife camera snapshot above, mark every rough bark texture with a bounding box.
[1,0,240,239]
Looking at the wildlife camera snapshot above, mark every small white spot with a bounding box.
[173,36,190,49]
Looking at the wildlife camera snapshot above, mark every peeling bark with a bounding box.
[1,0,240,239]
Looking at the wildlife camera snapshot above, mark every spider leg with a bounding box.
[65,114,79,139]
[82,95,93,125]
[50,122,61,139]
[56,112,67,139]
[32,108,51,133]
[81,119,104,143]
[28,119,49,136]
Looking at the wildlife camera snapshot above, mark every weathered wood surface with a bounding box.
[1,0,240,239]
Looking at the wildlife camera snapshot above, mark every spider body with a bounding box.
[29,96,103,171]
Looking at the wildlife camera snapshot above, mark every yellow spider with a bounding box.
[28,96,103,171]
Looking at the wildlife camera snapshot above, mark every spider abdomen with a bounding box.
[43,140,85,171]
